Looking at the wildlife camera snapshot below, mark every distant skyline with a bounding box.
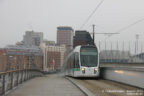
[1,0,144,47]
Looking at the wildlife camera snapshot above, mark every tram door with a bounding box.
[74,52,80,76]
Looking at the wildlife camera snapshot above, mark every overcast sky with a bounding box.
[0,0,144,48]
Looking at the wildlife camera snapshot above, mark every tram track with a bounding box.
[67,77,144,96]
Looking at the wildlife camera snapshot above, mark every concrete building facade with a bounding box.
[57,26,74,53]
[40,43,66,71]
[43,40,55,46]
[23,31,43,47]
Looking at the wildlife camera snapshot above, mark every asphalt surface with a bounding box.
[6,74,85,96]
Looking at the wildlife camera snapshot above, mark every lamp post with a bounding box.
[17,56,20,70]
[3,53,6,72]
[28,56,30,69]
[136,34,139,54]
[14,57,17,70]
[9,56,13,71]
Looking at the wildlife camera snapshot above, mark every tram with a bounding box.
[64,45,100,77]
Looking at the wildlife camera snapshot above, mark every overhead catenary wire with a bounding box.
[104,17,144,41]
[80,0,105,29]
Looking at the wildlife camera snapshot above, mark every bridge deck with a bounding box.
[6,74,85,96]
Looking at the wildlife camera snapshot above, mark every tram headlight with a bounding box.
[94,68,97,73]
[81,68,85,73]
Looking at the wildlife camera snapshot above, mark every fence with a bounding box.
[0,69,44,95]
[97,41,144,63]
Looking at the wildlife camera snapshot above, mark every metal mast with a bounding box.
[92,24,95,44]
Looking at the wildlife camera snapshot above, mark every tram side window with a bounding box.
[74,53,80,68]
[68,58,70,69]
[70,55,73,69]
[71,54,74,68]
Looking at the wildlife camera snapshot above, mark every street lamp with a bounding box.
[14,57,17,70]
[9,56,13,71]
[3,53,6,72]
[136,34,139,54]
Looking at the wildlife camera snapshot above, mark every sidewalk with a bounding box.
[6,74,85,96]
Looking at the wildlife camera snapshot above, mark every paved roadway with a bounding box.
[6,74,85,96]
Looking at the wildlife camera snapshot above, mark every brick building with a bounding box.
[0,46,43,72]
[0,49,7,72]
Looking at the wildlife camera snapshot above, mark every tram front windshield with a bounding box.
[80,47,98,67]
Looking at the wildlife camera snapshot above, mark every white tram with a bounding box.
[64,45,100,77]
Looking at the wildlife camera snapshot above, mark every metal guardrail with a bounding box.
[0,69,44,95]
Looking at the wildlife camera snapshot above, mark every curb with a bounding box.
[66,77,95,96]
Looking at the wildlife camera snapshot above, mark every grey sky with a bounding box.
[0,0,144,47]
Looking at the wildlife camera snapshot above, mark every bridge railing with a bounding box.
[0,69,44,95]
[98,41,144,64]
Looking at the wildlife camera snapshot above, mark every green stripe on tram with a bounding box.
[73,68,80,71]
